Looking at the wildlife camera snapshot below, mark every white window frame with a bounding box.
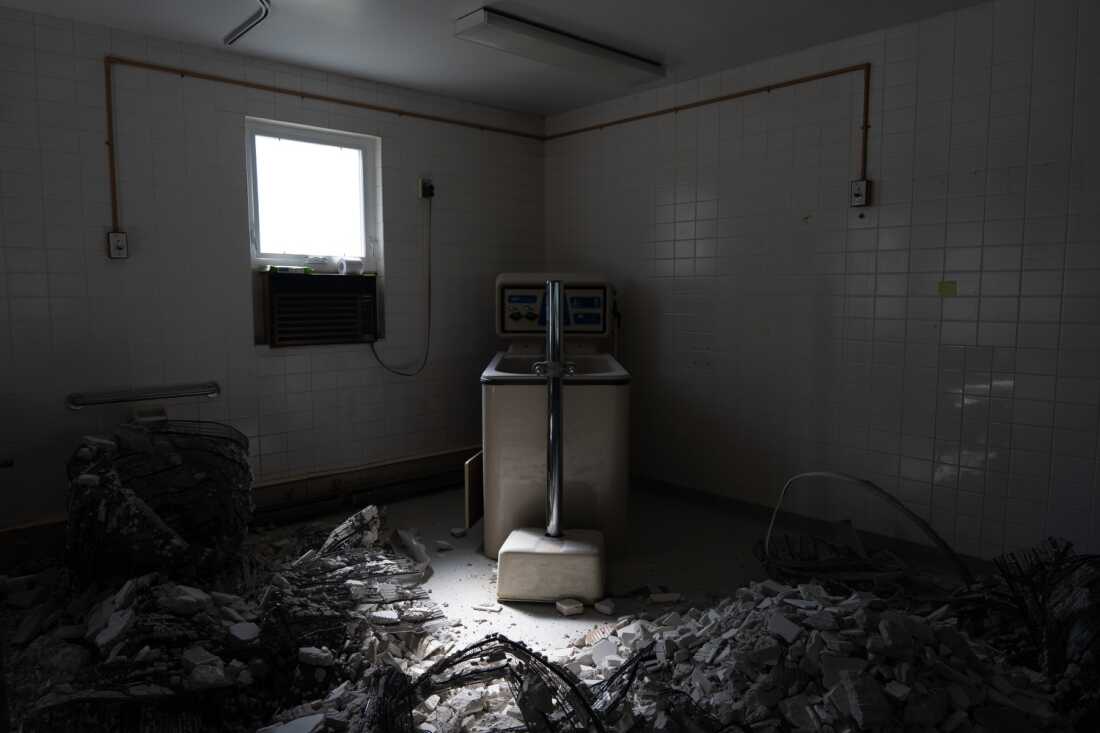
[244,116,383,269]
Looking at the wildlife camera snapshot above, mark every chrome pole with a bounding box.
[545,280,564,538]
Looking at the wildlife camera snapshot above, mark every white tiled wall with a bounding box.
[545,0,1100,558]
[0,6,544,527]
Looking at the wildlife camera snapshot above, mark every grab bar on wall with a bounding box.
[65,381,221,410]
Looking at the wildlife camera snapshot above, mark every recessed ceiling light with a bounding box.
[455,8,664,84]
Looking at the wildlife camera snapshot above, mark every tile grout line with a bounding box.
[1046,0,1084,547]
[975,0,999,557]
[894,20,922,535]
[926,11,958,546]
[1007,0,1040,549]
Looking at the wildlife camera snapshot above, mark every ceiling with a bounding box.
[15,0,983,116]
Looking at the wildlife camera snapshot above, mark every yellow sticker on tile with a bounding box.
[937,280,958,297]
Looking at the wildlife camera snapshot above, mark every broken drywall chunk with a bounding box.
[94,608,134,650]
[803,609,838,630]
[767,612,802,644]
[84,596,117,641]
[188,663,231,690]
[318,505,380,555]
[298,646,335,667]
[157,584,213,616]
[228,621,260,643]
[181,646,222,672]
[649,592,681,603]
[258,714,326,733]
[884,680,911,702]
[369,609,400,625]
[594,598,615,615]
[590,637,619,668]
[778,694,817,730]
[556,598,584,616]
[113,574,154,609]
[821,655,867,689]
[843,675,891,729]
[758,579,793,597]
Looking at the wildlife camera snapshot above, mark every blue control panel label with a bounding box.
[501,286,607,333]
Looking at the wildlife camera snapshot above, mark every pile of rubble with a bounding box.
[3,504,451,732]
[4,429,1089,733]
[407,580,1067,733]
[10,574,271,731]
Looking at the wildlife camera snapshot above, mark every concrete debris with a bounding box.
[257,713,325,733]
[93,608,134,650]
[227,621,260,643]
[181,646,222,673]
[649,592,682,603]
[449,528,467,538]
[187,663,231,690]
[318,505,380,555]
[556,598,584,616]
[6,500,455,732]
[368,609,400,625]
[156,584,213,616]
[298,647,335,667]
[7,476,1082,733]
[766,611,802,643]
[408,578,1067,733]
[434,540,453,553]
[113,574,154,609]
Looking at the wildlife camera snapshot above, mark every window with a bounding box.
[245,118,382,267]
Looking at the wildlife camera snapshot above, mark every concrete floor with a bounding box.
[384,485,770,651]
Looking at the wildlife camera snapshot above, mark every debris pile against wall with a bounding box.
[541,581,1064,730]
[992,539,1100,730]
[65,420,254,584]
[3,480,1092,733]
[236,575,1076,733]
[2,504,447,732]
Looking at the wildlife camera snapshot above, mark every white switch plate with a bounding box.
[849,179,870,207]
[108,231,128,259]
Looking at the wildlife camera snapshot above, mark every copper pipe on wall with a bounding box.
[104,57,120,232]
[860,62,871,180]
[103,55,544,139]
[102,56,872,233]
[544,62,873,181]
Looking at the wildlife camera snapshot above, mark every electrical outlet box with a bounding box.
[107,231,128,259]
[849,179,871,207]
[417,177,435,199]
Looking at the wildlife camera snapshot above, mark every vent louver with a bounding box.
[266,272,378,347]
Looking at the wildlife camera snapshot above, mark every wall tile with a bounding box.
[545,0,1100,558]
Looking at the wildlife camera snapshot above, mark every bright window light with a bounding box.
[254,135,365,258]
[245,118,381,264]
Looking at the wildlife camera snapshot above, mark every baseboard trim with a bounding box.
[252,446,477,524]
[633,475,989,576]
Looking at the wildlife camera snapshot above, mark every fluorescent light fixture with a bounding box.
[455,8,663,83]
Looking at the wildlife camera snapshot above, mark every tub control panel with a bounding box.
[501,285,607,334]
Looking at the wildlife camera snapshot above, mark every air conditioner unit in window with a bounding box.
[255,271,379,347]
